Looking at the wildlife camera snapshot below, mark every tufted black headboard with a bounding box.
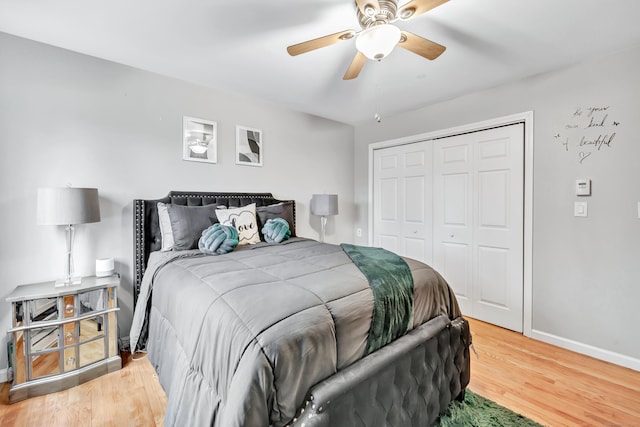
[133,191,295,307]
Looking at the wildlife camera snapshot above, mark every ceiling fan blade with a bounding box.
[397,0,448,20]
[398,31,446,60]
[287,30,356,56]
[343,52,367,80]
[355,0,381,15]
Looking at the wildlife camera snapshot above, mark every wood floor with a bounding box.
[1,317,639,426]
[467,318,640,427]
[0,352,166,426]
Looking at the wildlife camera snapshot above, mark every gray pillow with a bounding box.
[256,201,296,237]
[166,203,219,250]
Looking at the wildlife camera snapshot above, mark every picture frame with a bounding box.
[236,125,263,167]
[183,116,217,163]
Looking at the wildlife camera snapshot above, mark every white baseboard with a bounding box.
[0,368,7,383]
[531,329,640,372]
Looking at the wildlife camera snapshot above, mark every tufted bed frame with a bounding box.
[133,191,471,426]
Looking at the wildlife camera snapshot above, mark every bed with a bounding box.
[130,191,471,427]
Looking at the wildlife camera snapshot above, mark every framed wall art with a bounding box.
[236,125,262,167]
[183,116,217,163]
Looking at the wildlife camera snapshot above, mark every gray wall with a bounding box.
[0,32,355,371]
[354,44,640,365]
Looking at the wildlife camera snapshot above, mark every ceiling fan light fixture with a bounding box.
[399,7,415,20]
[356,24,401,60]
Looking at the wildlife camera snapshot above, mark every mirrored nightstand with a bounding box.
[6,275,121,403]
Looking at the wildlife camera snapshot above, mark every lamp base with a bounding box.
[55,276,82,287]
[320,216,327,243]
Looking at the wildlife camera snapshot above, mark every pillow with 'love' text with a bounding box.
[215,203,261,245]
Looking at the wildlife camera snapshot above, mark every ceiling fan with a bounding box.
[287,0,448,80]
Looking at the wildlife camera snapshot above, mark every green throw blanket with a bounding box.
[341,244,414,355]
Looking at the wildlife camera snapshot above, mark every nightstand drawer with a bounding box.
[30,351,61,380]
[29,326,59,353]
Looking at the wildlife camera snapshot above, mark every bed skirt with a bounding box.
[288,315,471,427]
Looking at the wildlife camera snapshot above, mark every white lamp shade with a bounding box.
[311,194,339,216]
[37,187,101,225]
[355,24,401,60]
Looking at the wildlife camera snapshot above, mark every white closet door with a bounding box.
[434,124,524,332]
[433,135,474,317]
[373,141,432,264]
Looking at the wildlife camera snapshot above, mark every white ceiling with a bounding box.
[2,0,640,125]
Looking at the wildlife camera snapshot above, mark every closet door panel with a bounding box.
[434,124,524,332]
[373,142,432,264]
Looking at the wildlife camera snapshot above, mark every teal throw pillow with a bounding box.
[261,218,291,244]
[198,224,239,255]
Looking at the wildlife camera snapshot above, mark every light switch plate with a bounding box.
[576,179,591,196]
[637,202,640,219]
[574,201,588,217]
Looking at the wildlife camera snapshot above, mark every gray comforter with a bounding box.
[129,238,460,427]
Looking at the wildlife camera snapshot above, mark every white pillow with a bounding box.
[157,202,175,251]
[215,203,261,245]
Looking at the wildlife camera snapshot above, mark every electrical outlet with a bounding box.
[356,228,362,237]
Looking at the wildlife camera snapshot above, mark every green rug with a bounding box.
[432,390,543,427]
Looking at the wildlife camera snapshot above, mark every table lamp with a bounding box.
[37,187,101,286]
[310,194,338,243]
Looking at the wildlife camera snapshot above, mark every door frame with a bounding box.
[368,111,534,337]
